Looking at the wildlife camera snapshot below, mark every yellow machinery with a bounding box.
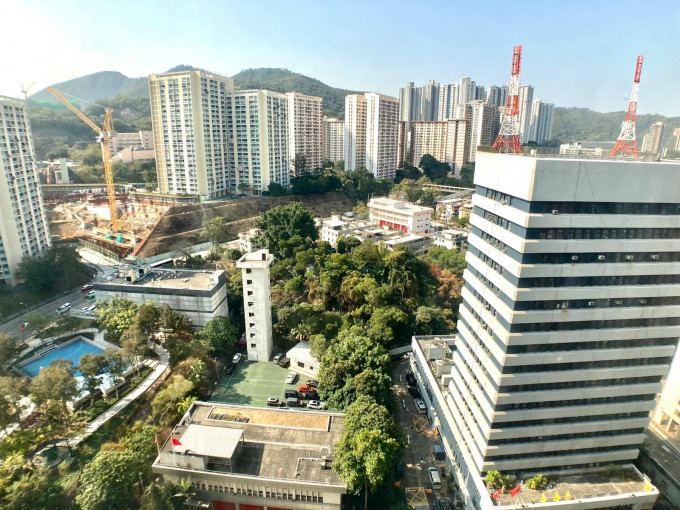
[47,87,120,231]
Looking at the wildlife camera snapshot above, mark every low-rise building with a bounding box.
[431,229,468,250]
[153,402,347,509]
[113,147,155,163]
[93,266,228,327]
[383,233,433,257]
[368,197,433,234]
[238,228,262,253]
[319,215,378,248]
[286,341,320,378]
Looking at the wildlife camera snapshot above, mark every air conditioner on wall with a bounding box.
[625,255,635,260]
[571,255,579,261]
[552,210,559,215]
[597,255,606,261]
[651,254,660,260]
[588,301,596,306]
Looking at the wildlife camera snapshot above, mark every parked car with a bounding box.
[86,291,96,300]
[300,390,319,400]
[415,398,427,414]
[273,352,284,363]
[278,356,290,367]
[298,384,314,394]
[57,303,71,315]
[80,284,94,291]
[286,397,304,407]
[232,353,242,364]
[225,364,236,375]
[284,389,299,399]
[408,386,422,399]
[285,372,297,384]
[266,397,285,407]
[20,322,29,329]
[307,400,325,410]
[305,379,319,388]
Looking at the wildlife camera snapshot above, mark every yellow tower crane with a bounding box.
[47,87,120,231]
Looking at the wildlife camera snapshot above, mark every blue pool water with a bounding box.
[23,339,106,378]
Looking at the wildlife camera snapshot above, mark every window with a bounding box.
[246,268,252,273]
[298,361,305,368]
[251,343,256,348]
[246,279,252,285]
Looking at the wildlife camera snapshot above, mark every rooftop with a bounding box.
[96,268,224,291]
[156,402,345,486]
[286,341,319,367]
[368,197,434,214]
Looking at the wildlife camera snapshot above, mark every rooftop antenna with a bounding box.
[610,55,644,158]
[493,45,523,154]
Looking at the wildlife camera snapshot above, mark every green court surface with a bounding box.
[211,360,305,407]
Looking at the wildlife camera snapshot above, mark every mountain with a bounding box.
[231,68,359,117]
[30,71,148,105]
[552,107,680,145]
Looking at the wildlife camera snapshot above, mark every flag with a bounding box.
[154,435,158,445]
[509,483,521,498]
[492,487,503,499]
[171,437,182,446]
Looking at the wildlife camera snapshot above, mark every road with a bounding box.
[643,428,680,478]
[0,262,116,339]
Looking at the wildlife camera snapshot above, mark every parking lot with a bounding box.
[392,357,455,508]
[211,359,318,408]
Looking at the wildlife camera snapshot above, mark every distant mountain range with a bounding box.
[27,66,680,150]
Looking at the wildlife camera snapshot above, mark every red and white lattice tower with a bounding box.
[610,55,644,158]
[493,45,523,154]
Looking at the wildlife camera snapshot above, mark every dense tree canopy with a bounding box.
[75,450,141,510]
[254,202,318,257]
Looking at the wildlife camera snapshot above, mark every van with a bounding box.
[278,356,290,368]
[57,303,71,315]
[428,467,442,489]
[287,397,304,407]
[86,291,96,300]
[284,389,299,399]
[273,352,284,363]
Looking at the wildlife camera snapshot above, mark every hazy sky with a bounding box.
[3,0,679,115]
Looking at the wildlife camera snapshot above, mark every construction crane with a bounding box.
[610,55,644,158]
[493,45,523,154]
[21,82,36,99]
[47,87,120,231]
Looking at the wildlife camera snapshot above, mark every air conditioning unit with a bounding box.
[639,299,647,304]
[597,255,606,261]
[588,301,596,306]
[484,304,491,310]
[561,302,568,309]
[552,209,559,215]
[571,255,579,261]
[615,300,623,305]
[625,255,635,261]
[651,254,660,260]
[500,200,508,205]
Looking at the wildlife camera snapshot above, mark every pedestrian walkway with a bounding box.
[64,341,169,448]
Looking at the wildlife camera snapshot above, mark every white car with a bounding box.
[307,400,325,410]
[232,353,242,364]
[415,398,427,414]
[285,372,297,384]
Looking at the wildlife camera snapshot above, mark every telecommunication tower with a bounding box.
[610,55,644,158]
[493,45,523,154]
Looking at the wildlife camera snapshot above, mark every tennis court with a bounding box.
[211,360,302,407]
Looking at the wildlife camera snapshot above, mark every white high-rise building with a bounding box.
[286,92,323,177]
[437,83,456,120]
[421,80,440,122]
[364,93,399,179]
[344,94,367,171]
[468,101,500,162]
[413,151,680,509]
[227,90,289,194]
[0,96,52,286]
[641,122,667,154]
[486,85,508,109]
[236,249,274,362]
[401,120,469,174]
[517,85,534,144]
[673,128,680,151]
[528,98,554,144]
[149,70,233,199]
[399,82,421,123]
[323,117,345,163]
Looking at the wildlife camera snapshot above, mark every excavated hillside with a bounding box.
[136,191,355,258]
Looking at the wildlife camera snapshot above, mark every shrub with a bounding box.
[486,470,512,490]
[526,474,548,491]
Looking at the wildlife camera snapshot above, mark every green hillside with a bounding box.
[232,68,359,118]
[30,71,147,105]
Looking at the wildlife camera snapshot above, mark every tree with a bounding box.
[136,302,161,339]
[103,348,126,399]
[336,235,361,254]
[0,376,29,430]
[79,353,106,407]
[201,216,231,246]
[366,306,409,346]
[141,482,183,510]
[0,334,17,365]
[425,247,467,277]
[419,154,451,181]
[486,470,513,490]
[255,202,318,258]
[175,357,213,399]
[121,325,147,375]
[95,297,140,341]
[192,317,239,358]
[333,428,402,506]
[75,450,140,510]
[29,360,78,426]
[158,304,193,338]
[344,396,403,441]
[414,306,455,335]
[2,467,65,510]
[152,375,194,424]
[267,182,287,196]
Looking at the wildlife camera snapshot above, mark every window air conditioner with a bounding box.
[651,254,660,260]
[588,301,596,306]
[597,255,606,261]
[571,255,579,261]
[500,200,508,205]
[625,255,634,260]
[639,299,647,304]
[615,300,623,305]
[552,209,559,215]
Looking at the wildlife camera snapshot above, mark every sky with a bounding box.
[3,0,679,115]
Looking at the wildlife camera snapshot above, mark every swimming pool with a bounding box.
[22,339,106,378]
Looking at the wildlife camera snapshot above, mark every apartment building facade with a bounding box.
[527,98,554,145]
[468,101,500,162]
[368,197,433,234]
[517,85,534,144]
[641,122,667,154]
[344,94,366,171]
[400,120,469,174]
[286,92,323,177]
[108,130,154,155]
[149,70,234,199]
[227,90,289,194]
[0,95,52,285]
[323,117,344,163]
[364,93,399,179]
